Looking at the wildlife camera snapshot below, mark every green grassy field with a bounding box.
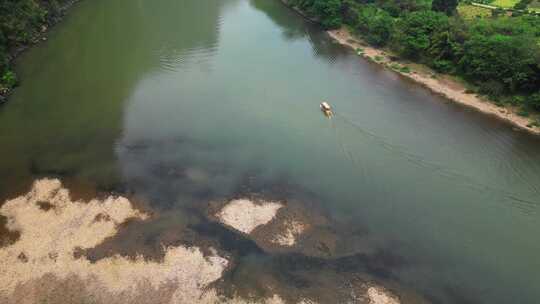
[492,0,519,8]
[458,4,492,19]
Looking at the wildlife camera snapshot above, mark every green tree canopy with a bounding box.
[431,0,458,16]
[393,10,449,59]
[459,33,540,93]
[355,5,394,46]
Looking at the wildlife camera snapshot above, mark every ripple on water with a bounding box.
[157,44,219,73]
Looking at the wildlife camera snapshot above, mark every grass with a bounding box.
[390,63,401,70]
[527,120,540,128]
[399,66,411,73]
[492,0,519,8]
[387,62,411,73]
[518,108,530,117]
[458,4,492,19]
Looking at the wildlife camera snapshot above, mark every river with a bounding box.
[1,0,540,303]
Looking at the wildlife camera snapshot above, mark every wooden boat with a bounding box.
[320,101,333,117]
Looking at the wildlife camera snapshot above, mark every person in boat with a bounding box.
[320,101,333,117]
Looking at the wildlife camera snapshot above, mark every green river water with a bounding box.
[1,0,540,303]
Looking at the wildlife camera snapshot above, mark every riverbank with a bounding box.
[326,28,540,135]
[278,0,540,135]
[0,0,80,104]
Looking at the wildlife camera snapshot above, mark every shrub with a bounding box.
[400,66,411,73]
[390,62,401,70]
[518,108,530,117]
[508,95,526,106]
[527,120,540,128]
[478,80,505,99]
[492,8,505,17]
[526,93,540,111]
[431,59,454,73]
[432,0,459,16]
[1,70,18,88]
[514,0,533,10]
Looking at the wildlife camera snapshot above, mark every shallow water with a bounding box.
[1,0,540,303]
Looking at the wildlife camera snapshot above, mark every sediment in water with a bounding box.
[0,179,229,303]
[211,196,338,258]
[0,179,426,304]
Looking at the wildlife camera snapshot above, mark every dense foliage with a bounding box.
[432,0,459,15]
[288,0,540,110]
[0,0,70,94]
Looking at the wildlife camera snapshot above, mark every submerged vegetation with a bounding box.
[286,0,540,114]
[0,0,73,100]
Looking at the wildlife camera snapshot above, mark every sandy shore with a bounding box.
[327,28,540,135]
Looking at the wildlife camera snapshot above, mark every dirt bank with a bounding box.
[327,28,540,135]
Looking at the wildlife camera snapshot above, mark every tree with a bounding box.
[376,0,431,17]
[427,17,467,72]
[393,10,449,59]
[514,0,532,10]
[312,0,344,28]
[431,0,458,16]
[527,93,540,111]
[459,34,540,93]
[356,5,394,46]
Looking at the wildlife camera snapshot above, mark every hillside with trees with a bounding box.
[286,0,540,116]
